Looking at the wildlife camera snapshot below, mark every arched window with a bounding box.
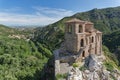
[81,39,84,47]
[79,25,82,33]
[92,36,94,43]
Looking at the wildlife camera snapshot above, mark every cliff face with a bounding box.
[67,54,120,80]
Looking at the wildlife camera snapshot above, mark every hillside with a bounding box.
[0,25,52,80]
[103,29,120,52]
[103,30,120,64]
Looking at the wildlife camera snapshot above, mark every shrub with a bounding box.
[104,62,114,71]
[72,63,79,68]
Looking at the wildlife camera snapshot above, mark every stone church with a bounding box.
[65,18,102,61]
[54,18,102,75]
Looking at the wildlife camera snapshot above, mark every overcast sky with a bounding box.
[0,0,120,26]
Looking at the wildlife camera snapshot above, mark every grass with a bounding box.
[104,62,114,71]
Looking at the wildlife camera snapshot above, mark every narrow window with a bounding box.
[68,25,72,33]
[92,36,94,43]
[79,25,82,33]
[88,49,90,53]
[81,39,84,47]
[82,51,85,57]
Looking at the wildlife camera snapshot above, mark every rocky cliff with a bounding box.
[67,54,120,80]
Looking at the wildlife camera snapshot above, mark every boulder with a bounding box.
[88,54,102,71]
[67,68,82,80]
[102,70,110,80]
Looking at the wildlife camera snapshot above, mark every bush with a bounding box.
[72,63,79,68]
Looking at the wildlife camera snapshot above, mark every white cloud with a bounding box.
[0,12,56,25]
[108,0,120,6]
[0,7,74,26]
[34,6,74,18]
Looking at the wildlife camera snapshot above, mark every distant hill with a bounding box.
[103,30,120,52]
[72,7,120,33]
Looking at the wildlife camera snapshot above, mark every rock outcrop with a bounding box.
[67,54,120,80]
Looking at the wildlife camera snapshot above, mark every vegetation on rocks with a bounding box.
[72,63,79,68]
[102,45,119,71]
[56,73,67,80]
